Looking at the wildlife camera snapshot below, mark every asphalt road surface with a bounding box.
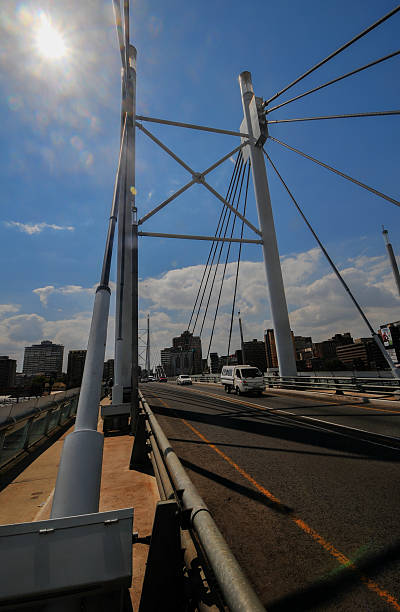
[140,382,400,611]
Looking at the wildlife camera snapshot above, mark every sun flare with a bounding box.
[35,14,67,60]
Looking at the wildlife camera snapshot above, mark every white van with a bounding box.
[220,365,265,395]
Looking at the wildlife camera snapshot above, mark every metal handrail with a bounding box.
[0,388,80,431]
[189,373,400,396]
[0,390,80,472]
[139,391,265,612]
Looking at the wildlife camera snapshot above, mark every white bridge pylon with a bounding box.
[131,75,297,379]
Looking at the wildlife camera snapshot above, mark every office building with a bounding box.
[336,338,388,370]
[23,340,64,377]
[313,333,353,361]
[0,356,16,390]
[103,358,114,382]
[67,350,87,388]
[210,352,220,374]
[243,339,267,372]
[264,329,296,370]
[172,330,202,374]
[264,330,278,369]
[294,336,313,360]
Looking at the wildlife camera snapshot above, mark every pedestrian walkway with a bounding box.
[0,397,159,610]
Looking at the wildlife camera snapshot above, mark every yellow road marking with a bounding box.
[147,390,400,610]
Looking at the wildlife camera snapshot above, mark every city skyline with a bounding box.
[0,1,399,371]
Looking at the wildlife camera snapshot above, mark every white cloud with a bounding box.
[33,284,90,306]
[2,249,400,370]
[138,248,400,360]
[33,282,116,307]
[5,221,75,235]
[0,309,115,371]
[0,304,21,317]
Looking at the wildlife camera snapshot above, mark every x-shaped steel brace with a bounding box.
[136,121,261,237]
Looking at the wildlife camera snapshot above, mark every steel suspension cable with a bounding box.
[197,158,247,337]
[264,150,400,378]
[226,163,251,361]
[206,162,248,361]
[192,155,244,334]
[268,110,400,124]
[187,153,241,331]
[269,136,400,208]
[264,4,400,106]
[266,49,400,115]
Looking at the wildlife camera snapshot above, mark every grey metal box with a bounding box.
[0,508,133,604]
[101,403,131,417]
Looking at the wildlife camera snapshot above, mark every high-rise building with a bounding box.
[103,358,114,382]
[264,329,296,370]
[210,352,220,374]
[313,333,353,361]
[161,348,175,377]
[243,339,268,372]
[264,329,278,369]
[294,336,313,357]
[0,356,16,390]
[336,338,388,370]
[172,330,202,374]
[23,340,64,377]
[67,350,87,388]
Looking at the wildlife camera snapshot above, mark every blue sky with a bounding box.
[0,0,399,370]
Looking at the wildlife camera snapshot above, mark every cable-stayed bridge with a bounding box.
[1,2,400,610]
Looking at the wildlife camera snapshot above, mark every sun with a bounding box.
[35,13,67,60]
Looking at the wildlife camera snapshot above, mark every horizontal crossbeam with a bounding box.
[135,114,250,138]
[138,231,262,244]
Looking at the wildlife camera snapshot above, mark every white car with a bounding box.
[177,375,192,385]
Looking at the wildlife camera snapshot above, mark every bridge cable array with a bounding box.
[264,148,398,374]
[187,154,242,332]
[197,156,247,339]
[264,4,400,107]
[269,136,400,208]
[266,49,400,115]
[189,152,243,335]
[205,158,249,361]
[187,150,252,361]
[226,163,251,362]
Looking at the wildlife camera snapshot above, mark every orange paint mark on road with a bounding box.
[295,518,400,611]
[144,390,400,610]
[182,418,282,507]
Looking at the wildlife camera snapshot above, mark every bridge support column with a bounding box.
[51,285,110,518]
[239,71,297,377]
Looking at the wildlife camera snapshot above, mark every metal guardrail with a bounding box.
[264,375,400,396]
[132,391,265,611]
[0,389,80,470]
[190,373,400,397]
